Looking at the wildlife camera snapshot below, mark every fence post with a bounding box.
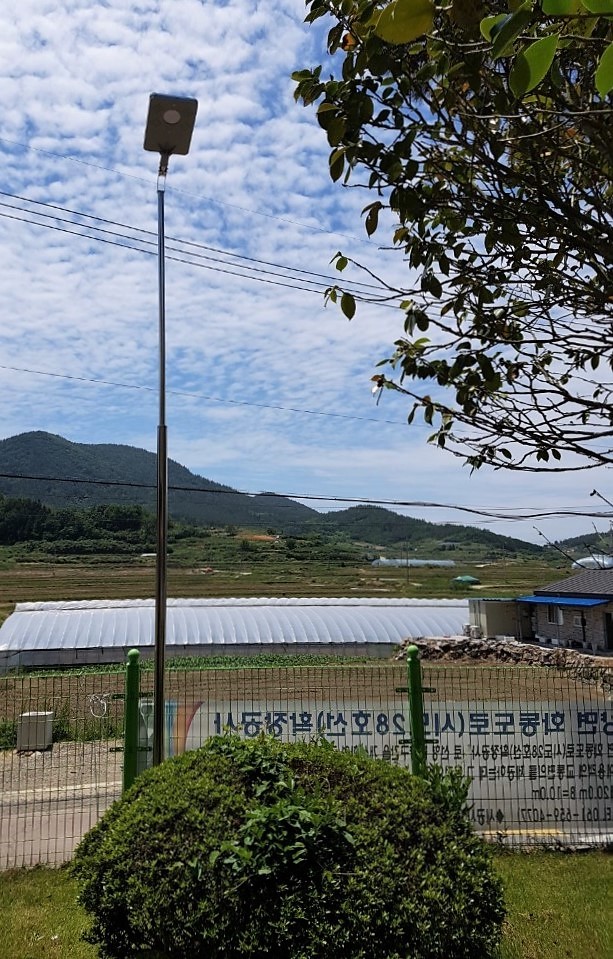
[406,644,427,777]
[123,648,140,792]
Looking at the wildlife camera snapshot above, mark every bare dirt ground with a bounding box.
[0,740,122,798]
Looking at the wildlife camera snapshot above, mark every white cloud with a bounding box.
[0,0,608,547]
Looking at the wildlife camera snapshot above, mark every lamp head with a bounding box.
[144,94,198,156]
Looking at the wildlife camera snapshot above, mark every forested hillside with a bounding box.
[312,506,542,555]
[0,498,155,555]
[0,432,316,530]
[0,432,545,555]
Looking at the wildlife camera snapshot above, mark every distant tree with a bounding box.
[294,1,613,472]
[0,496,49,545]
[89,504,147,532]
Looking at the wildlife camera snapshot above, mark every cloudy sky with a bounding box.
[0,0,610,546]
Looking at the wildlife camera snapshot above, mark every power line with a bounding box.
[0,363,410,428]
[0,190,407,430]
[0,201,402,307]
[0,205,371,299]
[0,470,611,523]
[0,190,383,294]
[2,190,591,330]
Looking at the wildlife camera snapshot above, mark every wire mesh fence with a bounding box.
[138,661,613,848]
[0,670,124,869]
[419,662,612,845]
[1,658,611,869]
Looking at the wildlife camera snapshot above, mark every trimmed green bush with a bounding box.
[72,737,505,959]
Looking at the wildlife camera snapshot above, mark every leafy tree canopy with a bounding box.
[294,0,613,471]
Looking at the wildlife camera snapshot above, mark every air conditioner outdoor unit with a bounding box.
[17,711,53,751]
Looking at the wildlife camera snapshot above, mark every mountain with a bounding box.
[555,529,613,555]
[0,432,542,554]
[0,432,317,530]
[312,505,542,554]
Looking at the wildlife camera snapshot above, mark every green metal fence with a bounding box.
[127,652,612,848]
[1,653,611,869]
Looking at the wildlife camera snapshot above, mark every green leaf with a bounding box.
[595,40,613,97]
[329,149,345,182]
[542,0,580,11]
[364,201,382,237]
[374,0,434,45]
[580,0,613,11]
[326,115,347,146]
[341,292,356,319]
[510,34,559,96]
[491,3,534,59]
[422,271,443,298]
[480,14,506,40]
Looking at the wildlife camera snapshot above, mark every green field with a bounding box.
[0,853,610,959]
[0,528,567,629]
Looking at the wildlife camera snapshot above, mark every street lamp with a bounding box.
[144,93,198,766]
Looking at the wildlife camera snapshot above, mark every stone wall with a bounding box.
[395,635,613,671]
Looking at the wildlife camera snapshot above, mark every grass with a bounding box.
[0,552,566,630]
[496,850,612,959]
[0,867,95,959]
[0,852,610,959]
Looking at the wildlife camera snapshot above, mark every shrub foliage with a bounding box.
[73,736,505,959]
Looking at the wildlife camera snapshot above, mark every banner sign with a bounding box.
[154,698,613,840]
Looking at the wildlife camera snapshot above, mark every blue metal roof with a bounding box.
[517,596,608,607]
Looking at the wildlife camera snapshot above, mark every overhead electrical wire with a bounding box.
[0,195,597,349]
[0,470,610,523]
[0,204,370,299]
[0,191,591,326]
[0,191,410,429]
[0,363,415,429]
[0,191,383,293]
[0,191,392,303]
[0,196,606,450]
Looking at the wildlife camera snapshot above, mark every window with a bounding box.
[547,605,563,626]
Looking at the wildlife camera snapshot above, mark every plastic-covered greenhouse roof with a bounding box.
[0,597,469,655]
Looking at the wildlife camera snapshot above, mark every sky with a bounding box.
[0,0,610,548]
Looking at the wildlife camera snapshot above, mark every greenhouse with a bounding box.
[0,597,469,670]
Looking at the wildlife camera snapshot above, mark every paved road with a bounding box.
[0,782,121,869]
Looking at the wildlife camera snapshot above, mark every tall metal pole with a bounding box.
[153,154,169,767]
[145,95,197,765]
